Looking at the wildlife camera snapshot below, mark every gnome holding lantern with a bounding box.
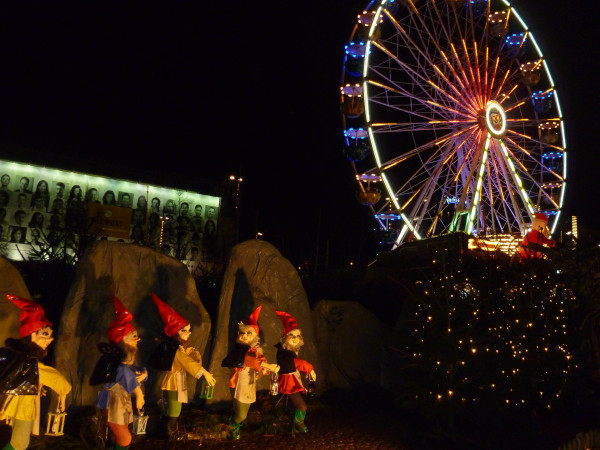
[274,309,316,434]
[91,297,147,450]
[519,212,556,259]
[221,306,279,440]
[146,293,215,442]
[0,295,71,450]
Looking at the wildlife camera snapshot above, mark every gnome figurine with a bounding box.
[221,306,279,439]
[146,293,215,442]
[519,212,556,259]
[91,297,147,450]
[0,295,71,450]
[273,309,316,434]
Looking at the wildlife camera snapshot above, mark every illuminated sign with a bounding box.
[0,159,220,262]
[445,195,460,205]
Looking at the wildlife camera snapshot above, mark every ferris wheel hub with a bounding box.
[484,100,507,138]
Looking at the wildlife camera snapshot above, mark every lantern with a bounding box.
[306,374,316,398]
[132,409,149,435]
[46,410,66,437]
[199,377,214,400]
[269,372,279,396]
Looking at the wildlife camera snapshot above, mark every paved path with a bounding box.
[131,392,412,450]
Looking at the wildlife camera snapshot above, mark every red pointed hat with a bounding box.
[151,293,188,337]
[534,212,548,223]
[107,296,136,344]
[273,309,298,336]
[6,294,52,338]
[241,305,262,334]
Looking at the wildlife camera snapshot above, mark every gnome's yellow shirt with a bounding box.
[0,362,71,422]
[160,346,205,393]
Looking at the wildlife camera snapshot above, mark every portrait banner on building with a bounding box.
[0,159,221,264]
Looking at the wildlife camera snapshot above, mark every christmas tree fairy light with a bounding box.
[395,251,577,415]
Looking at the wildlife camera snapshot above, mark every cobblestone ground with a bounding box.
[130,391,414,450]
[7,390,593,449]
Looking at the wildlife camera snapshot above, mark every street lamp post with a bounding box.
[229,175,243,243]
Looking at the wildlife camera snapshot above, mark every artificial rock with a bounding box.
[313,300,387,389]
[0,257,33,345]
[207,239,321,404]
[54,240,211,406]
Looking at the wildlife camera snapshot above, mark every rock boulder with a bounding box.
[0,257,33,345]
[207,240,321,405]
[313,300,387,390]
[54,240,211,406]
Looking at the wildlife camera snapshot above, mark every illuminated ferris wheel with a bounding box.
[341,0,566,249]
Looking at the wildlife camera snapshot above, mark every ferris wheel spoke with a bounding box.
[369,43,446,107]
[483,46,490,104]
[374,126,477,174]
[498,139,537,215]
[366,76,470,122]
[491,67,512,103]
[366,74,433,111]
[503,99,528,113]
[370,40,477,117]
[491,143,544,214]
[472,42,485,105]
[410,136,479,236]
[391,144,454,208]
[505,129,566,155]
[438,49,481,108]
[394,126,480,214]
[382,8,482,109]
[449,4,489,106]
[483,158,500,234]
[424,3,486,106]
[448,43,483,108]
[488,154,515,233]
[500,140,563,208]
[461,39,484,109]
[430,1,463,60]
[498,83,521,105]
[370,120,475,133]
[487,55,501,104]
[492,148,528,233]
[431,62,480,116]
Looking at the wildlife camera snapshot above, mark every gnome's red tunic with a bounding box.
[275,343,314,395]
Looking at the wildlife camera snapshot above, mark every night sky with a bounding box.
[0,1,596,267]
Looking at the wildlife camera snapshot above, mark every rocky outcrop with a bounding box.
[207,240,321,405]
[54,240,211,406]
[313,300,388,390]
[0,257,32,345]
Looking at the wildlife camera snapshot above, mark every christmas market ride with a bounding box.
[341,0,566,258]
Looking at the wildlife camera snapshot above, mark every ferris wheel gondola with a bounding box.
[341,0,566,250]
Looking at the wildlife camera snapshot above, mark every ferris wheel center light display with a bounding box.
[485,101,507,138]
[340,0,567,250]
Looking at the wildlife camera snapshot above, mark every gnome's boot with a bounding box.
[158,416,170,440]
[227,417,241,440]
[166,417,185,442]
[292,409,308,433]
